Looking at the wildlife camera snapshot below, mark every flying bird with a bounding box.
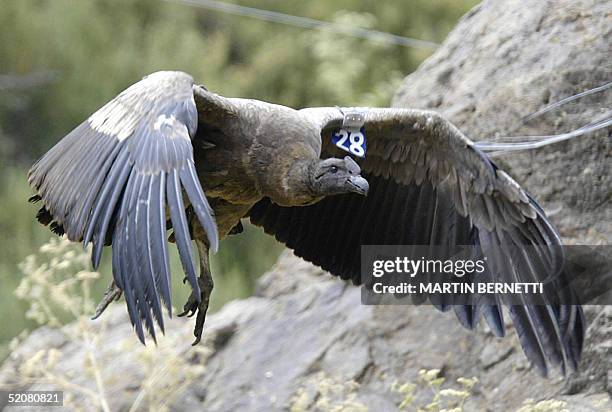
[28,71,584,376]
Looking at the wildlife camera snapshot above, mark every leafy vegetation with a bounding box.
[10,238,211,411]
[392,369,478,412]
[288,368,479,411]
[0,0,477,354]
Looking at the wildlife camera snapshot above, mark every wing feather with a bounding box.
[90,149,132,268]
[167,168,201,299]
[150,173,173,314]
[251,107,584,375]
[137,175,164,332]
[28,71,220,342]
[180,161,218,253]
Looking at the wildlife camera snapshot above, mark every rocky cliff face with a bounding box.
[1,1,610,411]
[394,0,611,246]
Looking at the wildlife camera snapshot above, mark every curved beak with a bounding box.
[346,175,369,196]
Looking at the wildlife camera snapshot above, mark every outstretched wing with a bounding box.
[250,107,584,375]
[28,71,219,342]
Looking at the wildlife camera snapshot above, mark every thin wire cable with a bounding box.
[522,81,612,123]
[484,114,611,143]
[164,0,439,50]
[476,116,612,156]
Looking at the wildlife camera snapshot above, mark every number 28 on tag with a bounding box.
[332,128,366,158]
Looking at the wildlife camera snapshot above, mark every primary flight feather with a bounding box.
[28,71,584,376]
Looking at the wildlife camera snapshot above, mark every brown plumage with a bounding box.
[28,71,583,376]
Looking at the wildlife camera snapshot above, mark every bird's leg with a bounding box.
[91,280,122,320]
[177,238,213,346]
[193,239,213,345]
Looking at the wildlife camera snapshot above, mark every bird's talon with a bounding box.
[192,334,202,346]
[192,324,204,346]
[191,294,209,345]
[178,302,197,318]
[92,281,122,320]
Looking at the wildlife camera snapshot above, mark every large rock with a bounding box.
[1,0,610,411]
[394,0,611,245]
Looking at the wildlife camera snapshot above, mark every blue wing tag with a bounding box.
[332,127,367,158]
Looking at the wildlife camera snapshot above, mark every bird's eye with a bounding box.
[330,166,338,174]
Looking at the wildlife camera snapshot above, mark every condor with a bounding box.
[28,71,583,376]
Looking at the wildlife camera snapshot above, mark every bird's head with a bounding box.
[309,156,369,197]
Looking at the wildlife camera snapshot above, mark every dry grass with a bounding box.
[10,237,211,411]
